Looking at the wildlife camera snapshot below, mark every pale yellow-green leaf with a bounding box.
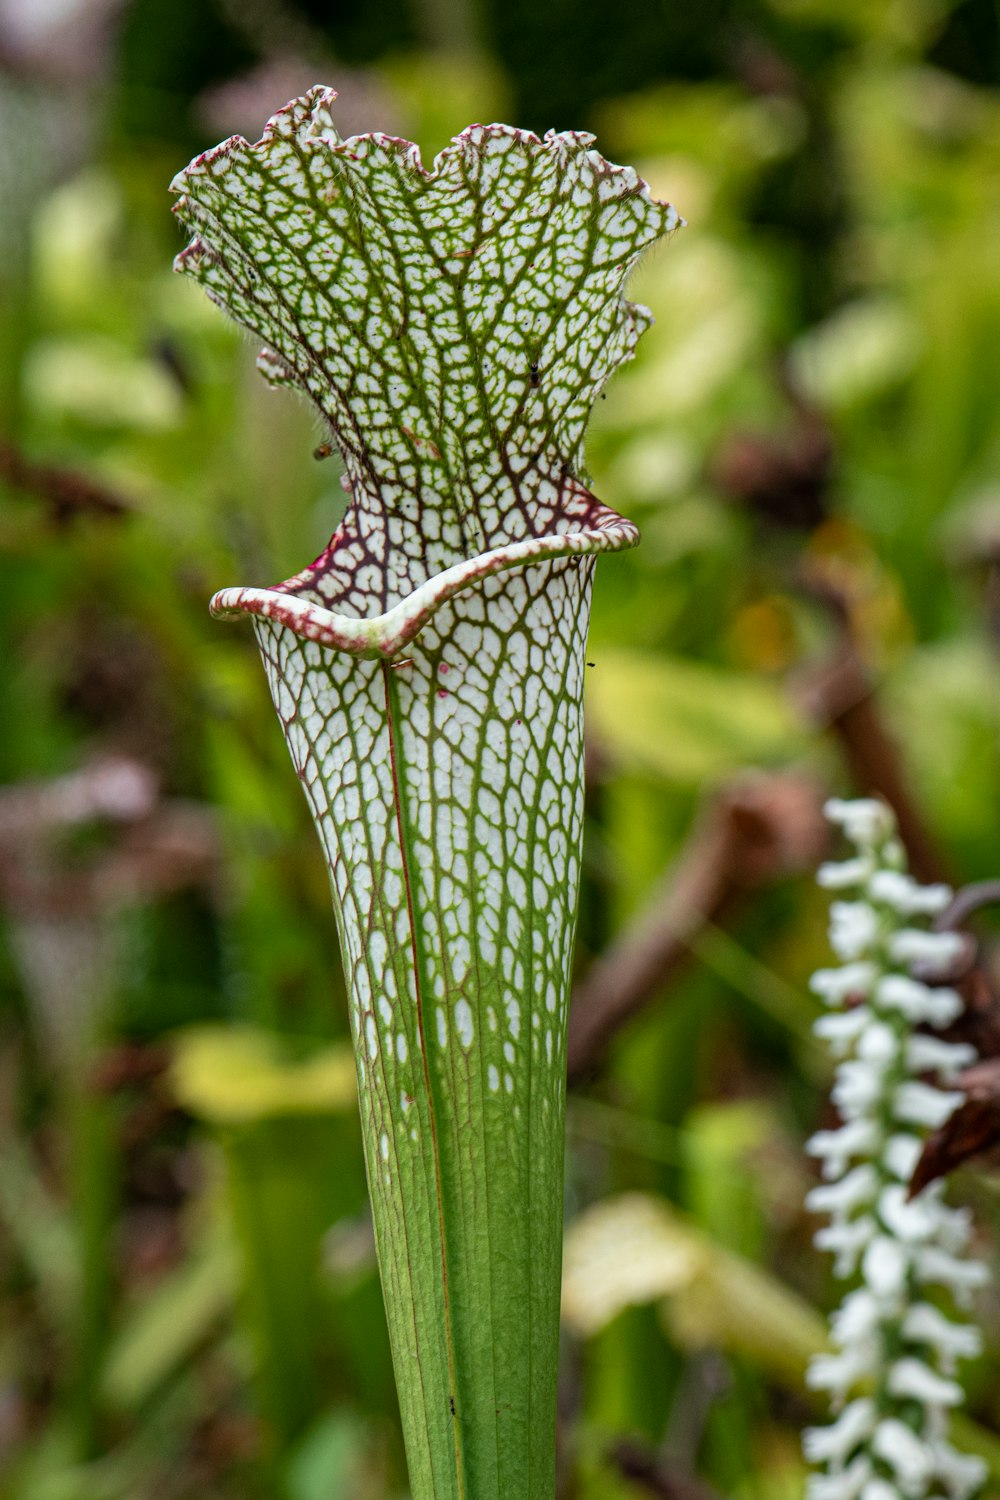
[665,1236,825,1383]
[32,169,124,318]
[789,296,921,410]
[562,1192,825,1384]
[562,1192,701,1337]
[24,336,183,431]
[608,236,760,423]
[585,648,805,783]
[171,1026,356,1124]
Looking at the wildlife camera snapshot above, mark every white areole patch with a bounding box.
[454,999,474,1049]
[505,995,521,1038]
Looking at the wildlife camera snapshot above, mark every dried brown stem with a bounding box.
[794,584,948,887]
[567,771,828,1081]
[0,757,221,918]
[0,757,158,839]
[610,1438,728,1500]
[936,881,1000,934]
[0,440,130,523]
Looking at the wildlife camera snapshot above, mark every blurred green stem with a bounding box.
[66,1080,120,1457]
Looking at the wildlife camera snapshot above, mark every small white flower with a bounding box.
[882,1132,922,1182]
[867,869,952,916]
[861,1234,910,1300]
[927,1439,988,1500]
[893,1080,965,1130]
[803,1399,876,1466]
[871,1417,934,1489]
[887,1356,964,1407]
[833,1058,886,1114]
[807,1454,873,1500]
[902,1303,982,1366]
[830,901,881,960]
[888,929,965,968]
[829,1289,882,1348]
[812,963,877,1004]
[818,856,876,890]
[875,974,962,1026]
[920,990,965,1027]
[925,1196,975,1257]
[824,798,894,845]
[857,1019,899,1066]
[905,1034,976,1077]
[817,1215,877,1276]
[858,1480,899,1500]
[808,1119,881,1179]
[815,1007,874,1055]
[808,1344,880,1398]
[878,1183,941,1244]
[915,1247,989,1302]
[807,1164,878,1217]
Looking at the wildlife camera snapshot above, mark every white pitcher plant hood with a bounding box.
[805,798,987,1500]
[171,87,681,1499]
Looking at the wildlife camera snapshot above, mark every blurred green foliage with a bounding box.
[2,0,1000,1496]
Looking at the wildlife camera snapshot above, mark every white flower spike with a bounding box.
[804,799,986,1500]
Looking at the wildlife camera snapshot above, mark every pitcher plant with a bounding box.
[171,86,681,1498]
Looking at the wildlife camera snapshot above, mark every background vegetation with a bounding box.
[3,0,1000,1496]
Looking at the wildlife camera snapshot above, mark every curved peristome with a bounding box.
[210,507,639,658]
